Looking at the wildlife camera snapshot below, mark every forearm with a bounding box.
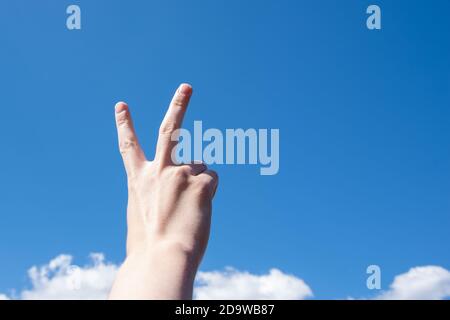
[109,244,198,300]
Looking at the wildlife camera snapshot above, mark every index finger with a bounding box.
[155,83,193,166]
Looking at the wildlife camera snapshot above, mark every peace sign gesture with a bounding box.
[109,84,218,300]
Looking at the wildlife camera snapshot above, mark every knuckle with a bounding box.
[196,176,214,192]
[194,171,219,196]
[119,137,138,155]
[172,96,186,108]
[173,167,189,180]
[205,171,218,185]
[159,120,178,135]
[195,184,212,198]
[209,170,219,181]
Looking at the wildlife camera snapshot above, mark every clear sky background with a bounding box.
[0,0,449,299]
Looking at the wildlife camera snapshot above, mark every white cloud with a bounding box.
[0,253,312,300]
[17,253,118,300]
[376,266,450,300]
[195,267,313,300]
[9,253,448,300]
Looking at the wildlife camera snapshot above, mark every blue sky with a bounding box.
[0,0,449,299]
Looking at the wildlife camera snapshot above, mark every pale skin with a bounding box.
[108,84,218,300]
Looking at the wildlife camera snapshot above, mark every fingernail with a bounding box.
[178,84,192,95]
[115,102,128,113]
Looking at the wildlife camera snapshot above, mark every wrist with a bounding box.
[111,241,199,300]
[128,238,201,278]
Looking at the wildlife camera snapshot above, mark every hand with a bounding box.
[108,84,219,300]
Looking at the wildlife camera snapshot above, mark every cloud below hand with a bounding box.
[0,253,312,300]
[18,253,117,300]
[195,267,313,300]
[1,253,449,300]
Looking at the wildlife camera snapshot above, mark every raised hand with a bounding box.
[109,84,218,300]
